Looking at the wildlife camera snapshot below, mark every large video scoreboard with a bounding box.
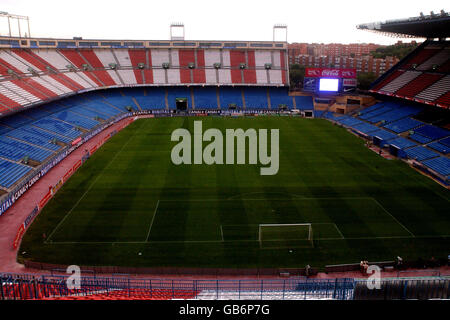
[303,68,357,93]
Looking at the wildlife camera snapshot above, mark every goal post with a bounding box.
[258,223,313,249]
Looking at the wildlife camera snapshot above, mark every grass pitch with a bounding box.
[20,116,450,269]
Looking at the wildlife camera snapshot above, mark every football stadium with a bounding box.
[0,5,449,303]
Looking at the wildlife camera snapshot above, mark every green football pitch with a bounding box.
[20,116,450,269]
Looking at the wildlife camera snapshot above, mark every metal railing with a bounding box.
[0,273,355,300]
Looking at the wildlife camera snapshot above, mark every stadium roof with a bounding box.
[357,11,450,38]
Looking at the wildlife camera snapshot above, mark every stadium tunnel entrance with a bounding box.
[176,98,188,111]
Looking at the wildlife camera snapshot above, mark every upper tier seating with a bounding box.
[414,75,450,102]
[394,73,444,98]
[401,47,442,69]
[370,41,450,109]
[0,48,289,116]
[379,71,421,93]
[416,48,450,71]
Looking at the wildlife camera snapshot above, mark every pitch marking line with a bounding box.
[370,198,415,238]
[220,225,224,242]
[145,200,160,242]
[45,122,143,243]
[45,234,450,245]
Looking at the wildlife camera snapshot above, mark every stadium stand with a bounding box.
[294,96,314,110]
[388,137,418,150]
[243,87,268,109]
[402,145,440,161]
[0,159,32,188]
[218,87,243,109]
[369,40,450,109]
[269,87,294,109]
[421,156,450,177]
[383,117,423,133]
[193,87,218,109]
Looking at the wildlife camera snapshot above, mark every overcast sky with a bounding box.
[0,0,448,45]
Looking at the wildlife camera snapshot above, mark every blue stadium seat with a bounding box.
[0,136,53,162]
[427,141,449,154]
[243,87,269,109]
[388,137,417,150]
[33,118,82,139]
[0,159,33,188]
[269,88,294,109]
[404,146,439,161]
[218,87,243,109]
[193,87,218,109]
[294,96,314,110]
[134,88,166,110]
[414,125,450,141]
[421,157,450,177]
[167,87,192,109]
[383,117,423,133]
[4,128,61,151]
[409,133,433,144]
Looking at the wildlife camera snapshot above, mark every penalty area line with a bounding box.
[45,123,142,244]
[145,200,160,242]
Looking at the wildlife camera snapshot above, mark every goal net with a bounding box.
[258,223,313,249]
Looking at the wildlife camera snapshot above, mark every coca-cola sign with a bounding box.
[305,68,356,78]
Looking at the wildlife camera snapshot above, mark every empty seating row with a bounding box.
[5,128,61,151]
[408,133,433,144]
[414,125,449,141]
[0,159,32,188]
[388,137,418,150]
[383,117,423,133]
[359,105,393,121]
[294,96,314,110]
[379,71,421,93]
[351,123,380,134]
[193,87,218,109]
[421,157,450,177]
[414,75,450,102]
[51,111,100,130]
[401,47,442,69]
[403,145,440,161]
[369,41,450,108]
[394,73,444,98]
[438,136,450,147]
[0,136,53,162]
[243,87,269,109]
[0,48,289,116]
[427,141,449,154]
[270,88,294,109]
[370,129,398,141]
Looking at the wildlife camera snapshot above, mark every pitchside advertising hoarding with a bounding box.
[303,68,357,93]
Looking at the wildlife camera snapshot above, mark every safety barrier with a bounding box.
[2,273,449,300]
[0,273,354,300]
